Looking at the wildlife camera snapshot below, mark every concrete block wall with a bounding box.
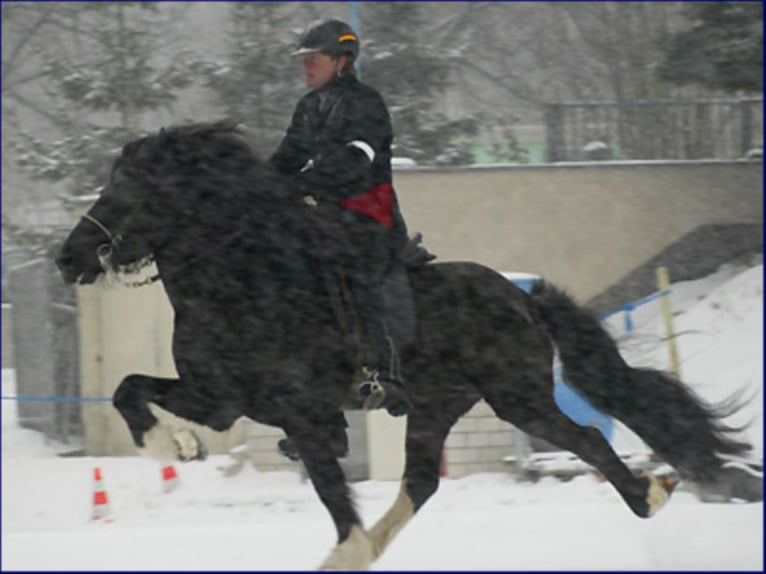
[443,400,516,478]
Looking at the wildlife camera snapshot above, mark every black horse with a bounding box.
[56,120,751,569]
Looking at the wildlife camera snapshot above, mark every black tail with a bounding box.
[530,280,751,484]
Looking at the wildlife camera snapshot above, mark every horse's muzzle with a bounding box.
[55,253,77,284]
[55,252,100,285]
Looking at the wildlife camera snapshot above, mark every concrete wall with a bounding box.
[393,160,762,302]
[74,160,762,473]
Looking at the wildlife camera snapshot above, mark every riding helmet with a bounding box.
[293,19,360,60]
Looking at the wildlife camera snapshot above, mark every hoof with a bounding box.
[174,429,207,461]
[642,470,678,517]
[319,525,374,571]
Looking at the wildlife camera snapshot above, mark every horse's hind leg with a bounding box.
[487,386,676,518]
[367,410,461,561]
[528,414,673,517]
[113,374,240,461]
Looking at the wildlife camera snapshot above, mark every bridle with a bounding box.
[81,213,160,287]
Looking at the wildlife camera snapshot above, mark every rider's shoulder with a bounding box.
[350,79,387,108]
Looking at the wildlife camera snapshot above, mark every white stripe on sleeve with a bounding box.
[347,140,375,163]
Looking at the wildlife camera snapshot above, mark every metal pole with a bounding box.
[513,427,530,479]
[349,1,361,79]
[656,266,681,379]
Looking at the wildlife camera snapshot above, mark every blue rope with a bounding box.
[1,396,111,402]
[599,289,670,320]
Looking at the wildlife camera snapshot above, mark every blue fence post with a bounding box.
[623,303,634,333]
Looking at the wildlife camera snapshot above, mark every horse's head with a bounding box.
[56,132,158,285]
[56,119,259,285]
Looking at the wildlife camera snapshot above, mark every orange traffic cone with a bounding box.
[91,467,111,520]
[162,464,180,493]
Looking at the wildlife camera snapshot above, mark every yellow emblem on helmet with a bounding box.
[338,34,357,42]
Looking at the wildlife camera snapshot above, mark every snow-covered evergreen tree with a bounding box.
[196,3,305,156]
[10,3,200,201]
[359,2,478,165]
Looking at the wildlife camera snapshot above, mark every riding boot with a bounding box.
[353,286,413,416]
[277,411,349,461]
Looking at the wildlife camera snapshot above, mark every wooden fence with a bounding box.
[545,99,763,162]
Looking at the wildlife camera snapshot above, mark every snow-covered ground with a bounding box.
[2,262,763,571]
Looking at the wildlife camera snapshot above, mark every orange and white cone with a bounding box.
[91,467,111,520]
[162,464,180,493]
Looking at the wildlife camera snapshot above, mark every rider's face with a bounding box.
[302,53,344,89]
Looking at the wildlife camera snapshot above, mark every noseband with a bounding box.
[82,213,115,242]
[81,213,159,287]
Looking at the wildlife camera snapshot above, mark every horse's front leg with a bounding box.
[287,424,374,571]
[112,374,238,461]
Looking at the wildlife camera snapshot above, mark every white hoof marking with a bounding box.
[137,426,205,462]
[173,429,204,461]
[319,525,374,571]
[368,482,415,560]
[643,470,670,517]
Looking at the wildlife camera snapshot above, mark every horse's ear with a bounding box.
[159,127,167,138]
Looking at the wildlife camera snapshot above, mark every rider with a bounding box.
[269,18,413,460]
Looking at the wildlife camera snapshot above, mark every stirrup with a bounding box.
[357,368,413,417]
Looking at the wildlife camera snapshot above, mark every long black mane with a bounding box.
[115,121,330,309]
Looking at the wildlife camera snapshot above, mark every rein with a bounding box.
[81,213,160,288]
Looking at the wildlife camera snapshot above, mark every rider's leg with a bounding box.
[351,280,412,416]
[276,210,410,463]
[338,215,412,417]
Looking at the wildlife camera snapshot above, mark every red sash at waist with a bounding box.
[339,182,393,229]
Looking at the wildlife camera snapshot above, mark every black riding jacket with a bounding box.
[270,73,405,236]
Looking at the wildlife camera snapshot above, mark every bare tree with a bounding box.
[437,2,695,113]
